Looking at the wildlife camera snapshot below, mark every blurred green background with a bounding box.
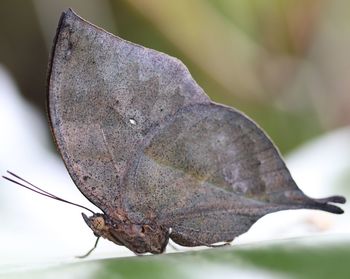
[1,0,350,278]
[2,0,350,153]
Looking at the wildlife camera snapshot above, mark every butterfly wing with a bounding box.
[47,9,210,211]
[122,103,344,246]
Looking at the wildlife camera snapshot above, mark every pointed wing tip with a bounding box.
[333,195,346,204]
[63,8,75,17]
[322,204,344,215]
[58,9,84,28]
[313,195,346,214]
[60,8,79,23]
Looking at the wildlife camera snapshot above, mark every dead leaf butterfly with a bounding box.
[3,9,345,256]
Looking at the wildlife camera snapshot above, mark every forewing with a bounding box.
[47,9,210,211]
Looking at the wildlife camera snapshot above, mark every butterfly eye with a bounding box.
[129,118,137,125]
[92,216,105,230]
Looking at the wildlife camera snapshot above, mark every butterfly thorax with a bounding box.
[82,212,169,254]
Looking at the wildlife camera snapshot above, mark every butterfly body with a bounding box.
[82,212,169,254]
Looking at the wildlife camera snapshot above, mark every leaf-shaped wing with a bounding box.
[47,9,210,211]
[122,104,344,245]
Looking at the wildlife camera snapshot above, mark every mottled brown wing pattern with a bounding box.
[47,10,210,212]
[122,104,343,245]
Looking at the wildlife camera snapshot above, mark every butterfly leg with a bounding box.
[76,236,100,258]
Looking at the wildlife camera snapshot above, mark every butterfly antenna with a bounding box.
[2,171,95,214]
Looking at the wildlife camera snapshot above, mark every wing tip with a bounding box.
[312,195,346,214]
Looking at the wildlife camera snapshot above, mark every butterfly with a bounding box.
[3,9,345,256]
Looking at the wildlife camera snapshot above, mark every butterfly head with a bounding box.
[82,212,169,254]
